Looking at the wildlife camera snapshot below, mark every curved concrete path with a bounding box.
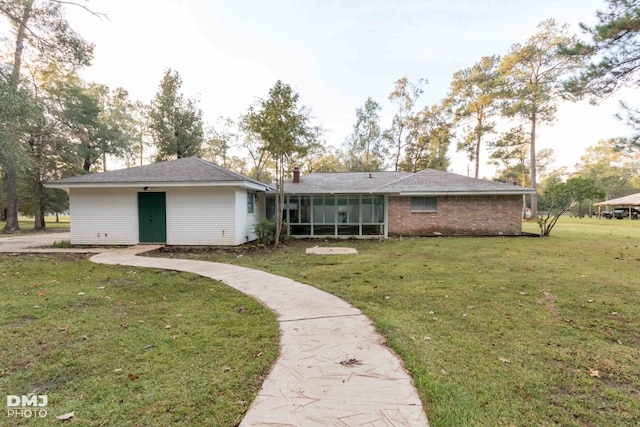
[1,233,429,426]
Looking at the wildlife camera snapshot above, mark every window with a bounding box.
[247,192,254,214]
[411,196,437,212]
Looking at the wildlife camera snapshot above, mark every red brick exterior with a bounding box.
[388,195,524,236]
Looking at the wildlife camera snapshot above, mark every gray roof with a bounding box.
[284,169,534,195]
[46,157,272,190]
[283,171,413,193]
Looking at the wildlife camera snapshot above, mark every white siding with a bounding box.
[166,187,237,245]
[69,188,138,245]
[235,189,260,245]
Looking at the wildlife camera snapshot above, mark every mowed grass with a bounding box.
[0,254,278,426]
[166,217,640,426]
[0,217,70,236]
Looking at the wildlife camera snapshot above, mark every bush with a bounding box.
[254,219,274,245]
[52,239,72,248]
[253,220,289,245]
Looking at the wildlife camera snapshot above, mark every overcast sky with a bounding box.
[66,0,634,177]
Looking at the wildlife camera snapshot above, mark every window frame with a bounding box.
[411,196,437,212]
[247,192,255,214]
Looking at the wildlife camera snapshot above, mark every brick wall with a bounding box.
[388,195,524,236]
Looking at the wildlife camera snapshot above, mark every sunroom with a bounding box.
[267,194,387,237]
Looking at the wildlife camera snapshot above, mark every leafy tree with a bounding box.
[343,97,385,171]
[203,116,238,168]
[46,75,135,172]
[245,80,319,246]
[448,55,501,178]
[573,138,640,199]
[499,19,583,219]
[399,103,451,172]
[239,116,272,182]
[293,141,346,173]
[538,181,572,236]
[0,0,94,232]
[562,1,640,150]
[149,69,204,161]
[383,77,427,171]
[563,0,640,99]
[565,177,605,218]
[489,126,530,186]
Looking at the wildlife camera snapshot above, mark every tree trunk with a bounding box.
[274,157,284,247]
[33,178,46,231]
[2,170,20,232]
[530,113,538,220]
[474,133,481,179]
[2,0,34,233]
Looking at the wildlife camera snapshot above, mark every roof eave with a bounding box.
[45,181,271,191]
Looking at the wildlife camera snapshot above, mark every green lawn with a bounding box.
[0,254,278,426]
[0,217,70,236]
[162,217,640,427]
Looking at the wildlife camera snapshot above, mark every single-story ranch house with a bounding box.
[46,157,535,246]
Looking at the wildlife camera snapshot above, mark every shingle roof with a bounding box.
[47,157,272,189]
[283,171,413,193]
[284,169,533,195]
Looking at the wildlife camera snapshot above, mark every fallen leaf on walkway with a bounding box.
[56,411,74,420]
[338,358,362,367]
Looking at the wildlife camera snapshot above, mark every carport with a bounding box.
[594,193,640,219]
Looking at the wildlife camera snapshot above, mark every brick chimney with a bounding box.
[293,167,300,183]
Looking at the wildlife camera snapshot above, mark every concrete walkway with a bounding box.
[1,233,429,426]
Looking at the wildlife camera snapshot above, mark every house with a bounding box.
[46,157,272,246]
[279,168,534,238]
[46,157,534,246]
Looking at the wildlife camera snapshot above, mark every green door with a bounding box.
[138,192,166,243]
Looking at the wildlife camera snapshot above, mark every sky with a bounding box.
[64,0,635,178]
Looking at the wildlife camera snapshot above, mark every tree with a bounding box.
[563,0,640,99]
[203,116,238,168]
[448,55,501,178]
[399,103,451,172]
[565,177,605,218]
[46,75,134,172]
[0,0,94,232]
[239,116,272,182]
[573,138,640,199]
[499,19,583,220]
[245,80,319,246]
[384,77,427,171]
[293,141,346,173]
[343,97,385,171]
[149,69,204,161]
[537,181,573,236]
[562,1,640,150]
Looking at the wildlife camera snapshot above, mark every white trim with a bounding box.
[46,181,270,191]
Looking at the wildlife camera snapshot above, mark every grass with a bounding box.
[0,216,70,237]
[162,217,640,427]
[0,254,278,426]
